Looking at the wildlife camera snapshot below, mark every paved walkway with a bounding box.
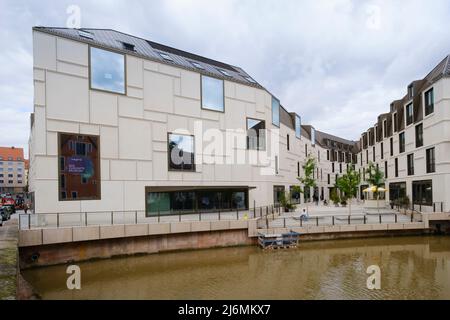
[0,215,18,300]
[268,202,415,229]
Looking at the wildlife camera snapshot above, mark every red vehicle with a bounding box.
[1,196,16,213]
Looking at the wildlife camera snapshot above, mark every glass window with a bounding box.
[271,97,280,127]
[415,124,423,148]
[168,133,195,171]
[395,158,399,177]
[381,142,384,160]
[413,180,432,206]
[247,118,266,150]
[406,103,413,126]
[158,52,174,62]
[311,128,316,146]
[286,134,290,151]
[384,161,388,179]
[393,113,398,132]
[58,133,100,201]
[424,88,434,116]
[426,147,435,173]
[295,115,301,138]
[145,189,248,216]
[90,47,125,94]
[201,75,224,112]
[399,132,405,153]
[407,154,414,176]
[390,137,394,156]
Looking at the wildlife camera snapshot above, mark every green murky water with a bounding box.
[23,236,450,300]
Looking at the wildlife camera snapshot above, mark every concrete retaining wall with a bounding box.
[19,229,256,269]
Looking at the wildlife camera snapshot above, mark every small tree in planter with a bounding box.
[366,162,385,212]
[297,156,317,213]
[336,166,361,215]
[330,188,340,207]
[279,191,297,213]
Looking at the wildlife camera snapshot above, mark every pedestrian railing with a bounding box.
[18,204,282,230]
[260,211,422,230]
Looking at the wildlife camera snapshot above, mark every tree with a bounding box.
[366,162,385,211]
[336,166,361,215]
[297,156,317,212]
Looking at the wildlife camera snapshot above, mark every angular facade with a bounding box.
[43,27,450,217]
[356,55,450,212]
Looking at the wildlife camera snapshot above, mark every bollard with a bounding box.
[379,214,382,224]
[395,214,397,223]
[135,211,138,224]
[316,216,319,226]
[57,213,60,228]
[111,211,114,225]
[364,215,366,224]
[85,212,88,226]
[332,216,335,226]
[348,215,350,225]
[283,218,286,228]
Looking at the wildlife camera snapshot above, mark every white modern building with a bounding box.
[31,27,450,216]
[29,27,358,216]
[356,55,450,212]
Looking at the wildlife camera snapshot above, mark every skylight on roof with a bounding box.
[78,30,93,40]
[122,42,135,51]
[159,52,174,62]
[244,76,256,84]
[217,69,231,77]
[190,61,204,70]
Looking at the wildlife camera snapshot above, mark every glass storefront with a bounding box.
[389,182,406,203]
[146,188,248,216]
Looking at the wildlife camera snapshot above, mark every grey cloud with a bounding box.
[1,0,450,155]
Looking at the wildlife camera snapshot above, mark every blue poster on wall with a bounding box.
[67,156,94,179]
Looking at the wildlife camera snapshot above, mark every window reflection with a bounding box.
[247,118,265,150]
[168,133,195,171]
[201,76,224,112]
[90,47,125,94]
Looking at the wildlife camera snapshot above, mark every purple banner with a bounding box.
[67,156,88,174]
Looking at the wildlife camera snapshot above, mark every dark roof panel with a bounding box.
[33,27,263,89]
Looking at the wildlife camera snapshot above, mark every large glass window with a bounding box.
[145,188,248,216]
[413,180,433,206]
[399,132,405,153]
[247,118,265,150]
[406,103,413,126]
[415,123,423,148]
[426,147,435,173]
[272,97,280,127]
[295,114,301,138]
[90,47,125,94]
[424,88,434,116]
[58,133,100,201]
[168,133,195,171]
[201,75,224,112]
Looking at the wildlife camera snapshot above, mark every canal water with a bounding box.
[23,236,450,299]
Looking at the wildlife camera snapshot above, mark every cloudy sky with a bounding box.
[1,0,450,156]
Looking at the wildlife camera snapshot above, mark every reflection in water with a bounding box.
[23,236,450,300]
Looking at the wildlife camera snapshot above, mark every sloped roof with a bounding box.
[0,147,24,161]
[33,27,263,89]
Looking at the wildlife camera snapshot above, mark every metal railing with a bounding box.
[259,211,423,230]
[19,204,282,230]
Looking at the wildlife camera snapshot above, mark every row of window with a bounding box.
[391,147,435,178]
[365,122,426,165]
[91,47,301,137]
[0,180,23,184]
[0,174,23,178]
[0,157,22,161]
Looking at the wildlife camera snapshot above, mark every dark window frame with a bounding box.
[89,46,126,95]
[246,117,266,151]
